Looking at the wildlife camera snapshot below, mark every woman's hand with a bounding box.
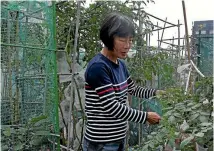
[147,112,161,124]
[155,90,166,98]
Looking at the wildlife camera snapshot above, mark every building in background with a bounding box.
[193,20,213,35]
[192,20,213,76]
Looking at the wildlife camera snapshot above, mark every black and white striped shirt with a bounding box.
[84,53,156,143]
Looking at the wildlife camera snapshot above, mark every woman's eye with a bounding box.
[119,39,126,42]
[118,38,133,43]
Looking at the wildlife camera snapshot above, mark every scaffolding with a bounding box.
[1,1,59,150]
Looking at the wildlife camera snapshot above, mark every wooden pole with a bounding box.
[177,20,181,81]
[177,20,181,60]
[172,36,174,60]
[158,37,187,41]
[182,35,185,57]
[157,22,160,47]
[157,22,160,88]
[182,0,192,92]
[152,24,182,32]
[145,11,176,26]
[159,17,168,47]
[137,3,142,145]
[182,0,191,63]
[67,1,81,150]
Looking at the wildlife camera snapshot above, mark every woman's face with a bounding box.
[113,36,133,59]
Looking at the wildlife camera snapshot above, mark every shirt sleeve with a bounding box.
[121,61,156,98]
[85,62,148,123]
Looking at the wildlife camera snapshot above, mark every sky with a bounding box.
[144,0,214,47]
[86,0,213,48]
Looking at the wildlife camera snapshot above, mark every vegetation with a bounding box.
[1,1,213,151]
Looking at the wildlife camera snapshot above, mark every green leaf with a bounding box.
[195,132,204,137]
[159,131,167,138]
[190,113,199,121]
[34,118,48,127]
[174,132,180,136]
[148,141,155,148]
[200,122,212,127]
[180,136,194,149]
[34,130,50,136]
[18,135,23,140]
[174,113,182,118]
[30,137,42,146]
[168,115,176,124]
[200,112,211,116]
[175,102,184,107]
[156,134,162,142]
[147,135,153,139]
[3,127,11,137]
[191,103,202,109]
[2,145,8,151]
[165,110,173,116]
[180,120,189,131]
[187,102,194,107]
[142,144,149,151]
[18,127,27,134]
[201,127,213,132]
[151,132,157,135]
[28,115,48,125]
[168,138,175,148]
[200,128,208,133]
[14,142,23,151]
[184,108,192,112]
[199,115,208,123]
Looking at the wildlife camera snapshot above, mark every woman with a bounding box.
[83,12,162,151]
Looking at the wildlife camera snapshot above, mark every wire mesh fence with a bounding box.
[1,1,60,150]
[197,35,213,77]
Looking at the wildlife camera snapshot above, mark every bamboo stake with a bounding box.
[172,36,174,60]
[182,35,185,57]
[15,11,20,124]
[182,0,191,63]
[182,0,192,91]
[7,10,13,125]
[157,22,160,88]
[158,41,184,47]
[159,17,167,47]
[152,24,182,32]
[177,20,181,81]
[177,20,181,60]
[67,1,81,150]
[157,22,160,47]
[160,37,187,41]
[137,2,143,145]
[145,11,176,26]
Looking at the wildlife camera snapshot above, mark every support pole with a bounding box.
[182,0,191,91]
[159,17,167,47]
[157,22,160,47]
[157,22,160,88]
[177,20,181,81]
[67,1,81,150]
[182,0,191,63]
[178,20,181,60]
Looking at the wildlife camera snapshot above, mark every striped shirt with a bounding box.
[84,53,156,143]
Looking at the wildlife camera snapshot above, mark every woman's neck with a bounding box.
[101,47,118,64]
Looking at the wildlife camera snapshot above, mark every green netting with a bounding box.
[1,1,59,150]
[128,96,162,146]
[197,35,213,77]
[131,97,162,116]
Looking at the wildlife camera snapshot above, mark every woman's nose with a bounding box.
[124,41,132,48]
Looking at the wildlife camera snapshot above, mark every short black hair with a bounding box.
[99,12,135,50]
